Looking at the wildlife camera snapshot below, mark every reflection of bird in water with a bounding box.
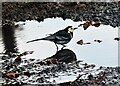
[78,21,101,30]
[45,49,77,64]
[114,37,120,41]
[27,26,77,51]
[77,39,91,45]
[94,40,102,43]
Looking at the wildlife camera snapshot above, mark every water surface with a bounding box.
[0,18,118,67]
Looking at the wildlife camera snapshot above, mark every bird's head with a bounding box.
[65,26,78,33]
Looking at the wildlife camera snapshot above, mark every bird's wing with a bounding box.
[54,30,71,40]
[55,35,70,40]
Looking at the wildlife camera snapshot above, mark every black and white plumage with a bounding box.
[27,26,77,51]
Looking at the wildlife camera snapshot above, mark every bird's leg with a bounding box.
[61,44,66,50]
[55,43,59,52]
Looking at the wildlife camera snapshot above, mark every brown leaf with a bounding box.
[77,40,83,45]
[3,72,19,79]
[83,21,92,30]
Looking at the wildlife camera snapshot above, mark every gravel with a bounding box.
[2,2,120,27]
[1,51,120,86]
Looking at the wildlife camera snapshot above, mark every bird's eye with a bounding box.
[68,28,74,33]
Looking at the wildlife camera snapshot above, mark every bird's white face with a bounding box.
[68,27,74,33]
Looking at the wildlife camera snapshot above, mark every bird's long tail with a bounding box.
[27,38,45,43]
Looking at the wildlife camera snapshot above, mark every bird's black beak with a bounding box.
[73,27,78,30]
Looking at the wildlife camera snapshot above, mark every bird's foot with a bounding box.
[61,45,66,50]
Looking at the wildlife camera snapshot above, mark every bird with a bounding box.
[45,49,77,64]
[27,26,77,51]
[94,39,102,43]
[114,37,120,41]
